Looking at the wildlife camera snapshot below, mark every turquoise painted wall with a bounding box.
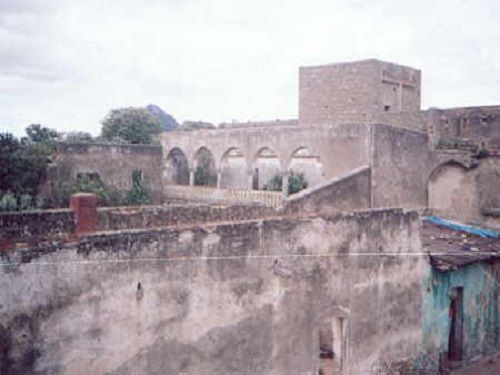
[422,261,499,363]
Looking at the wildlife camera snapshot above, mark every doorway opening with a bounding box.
[448,287,464,362]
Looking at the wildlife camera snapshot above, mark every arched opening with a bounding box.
[193,147,217,186]
[165,148,189,185]
[427,162,479,220]
[287,147,324,189]
[252,147,281,191]
[220,147,247,189]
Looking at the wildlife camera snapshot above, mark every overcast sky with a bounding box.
[1,0,500,136]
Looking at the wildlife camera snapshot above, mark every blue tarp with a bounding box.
[424,216,499,238]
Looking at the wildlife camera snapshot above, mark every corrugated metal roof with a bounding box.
[422,217,500,271]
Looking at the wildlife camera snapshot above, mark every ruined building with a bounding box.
[1,59,499,374]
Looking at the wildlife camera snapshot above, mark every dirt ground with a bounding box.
[451,353,500,375]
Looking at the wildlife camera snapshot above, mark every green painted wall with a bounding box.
[422,261,499,363]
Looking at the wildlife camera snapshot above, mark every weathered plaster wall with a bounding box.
[422,261,500,364]
[427,163,480,221]
[284,166,371,215]
[0,209,426,375]
[426,155,500,224]
[40,143,163,205]
[371,124,429,209]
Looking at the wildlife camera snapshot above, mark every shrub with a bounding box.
[0,193,18,212]
[288,172,308,194]
[50,173,151,208]
[263,172,308,195]
[19,194,34,211]
[124,171,151,205]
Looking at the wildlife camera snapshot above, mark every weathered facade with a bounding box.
[422,219,500,369]
[40,143,163,206]
[0,209,428,375]
[4,58,500,374]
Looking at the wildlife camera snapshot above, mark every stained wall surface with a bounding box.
[371,124,429,209]
[428,163,480,221]
[0,209,426,375]
[426,156,500,223]
[40,143,163,205]
[422,262,500,363]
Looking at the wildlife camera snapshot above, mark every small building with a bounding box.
[422,216,500,372]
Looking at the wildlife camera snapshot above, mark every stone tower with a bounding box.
[299,59,421,125]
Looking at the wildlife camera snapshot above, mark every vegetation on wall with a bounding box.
[51,172,152,208]
[263,172,308,194]
[101,107,162,144]
[179,121,216,131]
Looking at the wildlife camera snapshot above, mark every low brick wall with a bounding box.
[0,209,75,245]
[98,203,278,231]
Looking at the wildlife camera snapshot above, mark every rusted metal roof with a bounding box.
[422,217,500,271]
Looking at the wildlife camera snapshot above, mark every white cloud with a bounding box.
[1,0,500,136]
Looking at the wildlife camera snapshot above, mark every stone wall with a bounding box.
[0,209,426,375]
[0,209,74,246]
[284,166,371,214]
[428,105,500,149]
[0,202,279,245]
[40,143,163,206]
[98,203,277,231]
[218,119,298,129]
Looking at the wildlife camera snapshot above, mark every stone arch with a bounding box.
[193,147,217,186]
[427,161,479,220]
[220,147,247,189]
[165,147,189,185]
[252,147,281,190]
[287,147,325,188]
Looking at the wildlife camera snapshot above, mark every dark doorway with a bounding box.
[318,324,334,375]
[252,168,259,190]
[448,287,464,362]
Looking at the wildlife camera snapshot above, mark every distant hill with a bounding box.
[146,104,179,132]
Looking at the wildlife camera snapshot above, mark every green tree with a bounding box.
[0,125,60,210]
[101,107,161,144]
[24,124,60,145]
